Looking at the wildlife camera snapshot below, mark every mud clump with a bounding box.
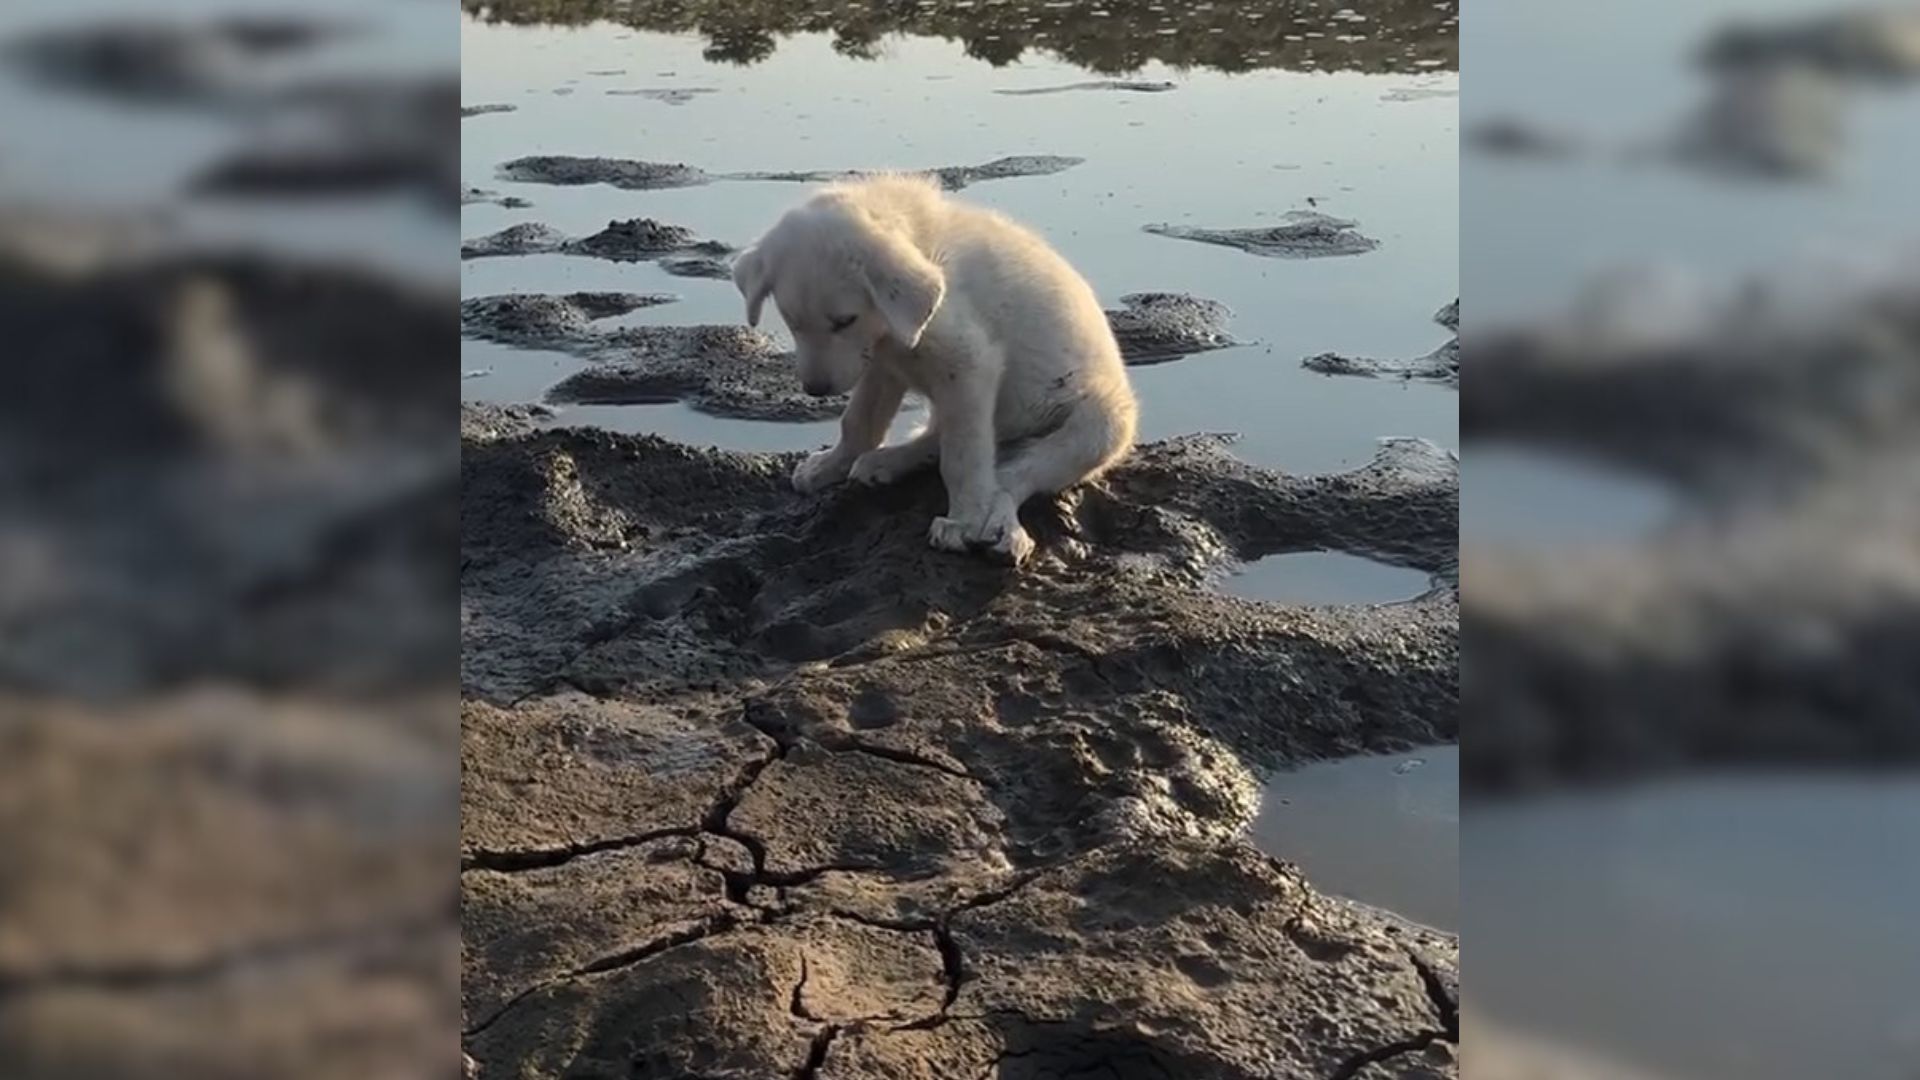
[659,254,733,279]
[1305,298,1461,385]
[1107,291,1237,365]
[996,79,1177,95]
[460,291,678,347]
[549,326,842,421]
[605,86,718,104]
[496,154,714,190]
[1146,210,1380,259]
[462,102,517,117]
[460,420,1458,1076]
[460,217,732,263]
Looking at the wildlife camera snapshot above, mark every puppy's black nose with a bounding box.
[801,379,835,397]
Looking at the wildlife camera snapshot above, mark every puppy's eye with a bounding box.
[828,314,857,333]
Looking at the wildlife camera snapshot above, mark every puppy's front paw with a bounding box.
[792,448,852,494]
[849,446,920,486]
[928,494,1034,565]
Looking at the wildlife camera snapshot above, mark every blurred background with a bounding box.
[0,1,456,1077]
[1463,1,1920,1078]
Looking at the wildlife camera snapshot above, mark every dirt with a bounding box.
[459,414,1457,1076]
[1305,298,1460,385]
[460,289,1241,420]
[494,153,1086,193]
[1465,281,1920,791]
[496,155,716,190]
[463,102,518,117]
[1146,211,1381,259]
[459,217,733,263]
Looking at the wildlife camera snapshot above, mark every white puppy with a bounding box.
[731,174,1138,564]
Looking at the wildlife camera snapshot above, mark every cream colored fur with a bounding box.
[731,174,1138,564]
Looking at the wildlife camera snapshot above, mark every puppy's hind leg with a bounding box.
[995,390,1137,508]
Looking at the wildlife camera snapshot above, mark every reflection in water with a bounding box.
[1221,549,1433,606]
[1250,746,1458,931]
[1470,773,1920,1080]
[1464,441,1681,550]
[460,0,1458,74]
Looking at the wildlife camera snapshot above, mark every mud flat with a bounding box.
[460,290,1241,420]
[1146,211,1380,259]
[459,217,732,263]
[460,412,1458,1077]
[1305,298,1460,385]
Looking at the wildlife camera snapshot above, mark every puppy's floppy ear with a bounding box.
[731,243,771,327]
[850,215,945,348]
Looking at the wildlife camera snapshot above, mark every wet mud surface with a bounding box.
[1465,283,1920,790]
[1305,299,1460,386]
[1146,211,1381,259]
[459,217,732,264]
[460,289,1242,421]
[461,414,1458,1076]
[495,153,1086,193]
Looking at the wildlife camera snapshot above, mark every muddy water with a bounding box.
[1251,746,1458,931]
[459,13,1457,475]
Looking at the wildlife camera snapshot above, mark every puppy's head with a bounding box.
[732,189,945,397]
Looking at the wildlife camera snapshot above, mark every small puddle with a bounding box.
[1250,745,1458,931]
[1220,550,1432,606]
[1465,441,1683,550]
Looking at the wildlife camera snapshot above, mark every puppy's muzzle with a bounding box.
[801,377,837,397]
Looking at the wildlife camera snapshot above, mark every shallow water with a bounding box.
[1463,441,1682,550]
[1470,773,1920,1080]
[0,0,455,282]
[1221,549,1433,606]
[460,12,1458,474]
[1250,745,1458,931]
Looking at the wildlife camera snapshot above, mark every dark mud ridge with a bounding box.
[1305,298,1460,385]
[462,185,532,209]
[496,153,1085,193]
[1147,211,1380,259]
[460,218,733,275]
[461,415,1458,1077]
[605,86,718,104]
[461,290,1242,420]
[1466,282,1920,791]
[463,102,518,117]
[996,79,1177,95]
